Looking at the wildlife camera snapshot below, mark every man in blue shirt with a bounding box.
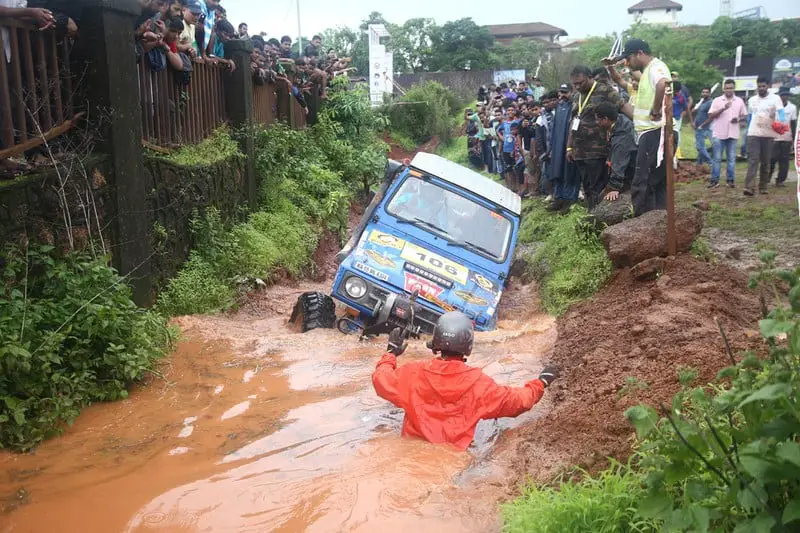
[497,107,520,192]
[691,87,713,166]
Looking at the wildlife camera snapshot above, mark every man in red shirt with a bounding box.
[372,312,558,450]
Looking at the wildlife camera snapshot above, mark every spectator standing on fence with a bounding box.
[691,87,714,167]
[770,87,797,187]
[567,65,629,209]
[703,79,747,188]
[743,76,782,196]
[617,39,671,216]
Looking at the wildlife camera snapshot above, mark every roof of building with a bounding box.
[410,153,522,216]
[628,0,683,13]
[486,22,568,39]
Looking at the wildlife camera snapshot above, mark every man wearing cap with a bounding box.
[180,2,202,57]
[616,39,671,216]
[771,87,798,187]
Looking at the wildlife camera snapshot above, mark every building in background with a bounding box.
[628,0,683,26]
[486,23,568,50]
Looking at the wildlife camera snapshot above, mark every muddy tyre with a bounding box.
[290,292,336,332]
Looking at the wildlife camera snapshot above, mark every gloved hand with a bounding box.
[387,327,408,356]
[538,366,559,388]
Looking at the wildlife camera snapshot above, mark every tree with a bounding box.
[488,38,546,72]
[320,26,358,57]
[389,18,437,73]
[707,16,784,59]
[429,18,494,71]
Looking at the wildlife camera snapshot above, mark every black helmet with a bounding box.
[428,311,474,356]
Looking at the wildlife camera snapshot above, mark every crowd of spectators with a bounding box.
[131,0,356,113]
[467,38,797,217]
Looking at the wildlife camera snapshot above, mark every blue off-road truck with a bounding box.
[291,152,522,337]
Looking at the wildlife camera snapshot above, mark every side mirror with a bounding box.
[384,159,403,180]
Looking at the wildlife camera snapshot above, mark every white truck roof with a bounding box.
[410,152,522,216]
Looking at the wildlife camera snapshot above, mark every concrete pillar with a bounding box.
[224,39,257,210]
[72,0,152,306]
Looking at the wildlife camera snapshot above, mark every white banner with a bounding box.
[368,24,392,107]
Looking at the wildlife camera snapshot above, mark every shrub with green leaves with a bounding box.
[625,253,800,532]
[389,81,466,144]
[0,244,174,450]
[503,462,660,533]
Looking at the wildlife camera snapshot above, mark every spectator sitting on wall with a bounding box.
[209,18,235,71]
[237,22,248,39]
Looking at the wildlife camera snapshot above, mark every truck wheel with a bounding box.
[290,292,336,332]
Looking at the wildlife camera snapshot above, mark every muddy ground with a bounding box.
[503,255,762,485]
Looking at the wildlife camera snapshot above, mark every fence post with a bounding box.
[72,0,152,306]
[276,78,290,122]
[224,39,257,211]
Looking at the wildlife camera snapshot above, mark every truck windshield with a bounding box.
[385,175,512,262]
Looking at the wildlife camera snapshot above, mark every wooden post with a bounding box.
[664,83,676,256]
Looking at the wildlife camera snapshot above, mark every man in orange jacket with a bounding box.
[372,311,558,450]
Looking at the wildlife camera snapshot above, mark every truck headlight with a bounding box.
[344,276,368,299]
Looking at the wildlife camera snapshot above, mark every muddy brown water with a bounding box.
[0,282,555,533]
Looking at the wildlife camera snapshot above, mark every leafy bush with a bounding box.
[503,462,659,533]
[625,254,800,532]
[518,202,612,315]
[156,204,319,315]
[390,81,464,144]
[154,127,244,167]
[0,244,174,450]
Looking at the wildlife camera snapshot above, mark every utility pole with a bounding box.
[296,0,302,56]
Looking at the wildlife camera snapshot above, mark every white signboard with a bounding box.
[493,69,526,86]
[368,24,392,107]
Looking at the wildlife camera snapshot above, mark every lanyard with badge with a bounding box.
[572,81,597,131]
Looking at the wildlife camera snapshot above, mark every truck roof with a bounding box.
[410,152,522,216]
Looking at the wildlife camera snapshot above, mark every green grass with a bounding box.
[677,121,699,161]
[150,127,244,167]
[502,462,658,533]
[675,163,800,241]
[436,135,469,166]
[518,201,612,316]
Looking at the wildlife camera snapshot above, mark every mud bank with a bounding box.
[507,255,763,485]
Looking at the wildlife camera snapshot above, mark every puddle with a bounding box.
[0,284,556,533]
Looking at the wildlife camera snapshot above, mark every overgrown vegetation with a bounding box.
[504,255,800,532]
[150,127,244,167]
[157,77,387,316]
[388,81,466,145]
[518,201,612,316]
[0,244,175,450]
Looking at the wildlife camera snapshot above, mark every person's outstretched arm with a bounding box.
[477,367,557,420]
[372,329,410,408]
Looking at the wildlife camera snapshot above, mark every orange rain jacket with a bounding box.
[372,353,546,450]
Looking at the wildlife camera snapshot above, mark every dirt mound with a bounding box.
[508,255,762,485]
[675,162,709,183]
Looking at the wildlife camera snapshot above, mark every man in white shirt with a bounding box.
[771,87,797,187]
[744,76,783,196]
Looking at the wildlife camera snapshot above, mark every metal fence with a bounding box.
[138,59,227,147]
[253,81,277,127]
[0,19,76,159]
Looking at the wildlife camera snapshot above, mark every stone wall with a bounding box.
[0,154,246,299]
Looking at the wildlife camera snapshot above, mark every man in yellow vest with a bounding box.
[613,39,671,216]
